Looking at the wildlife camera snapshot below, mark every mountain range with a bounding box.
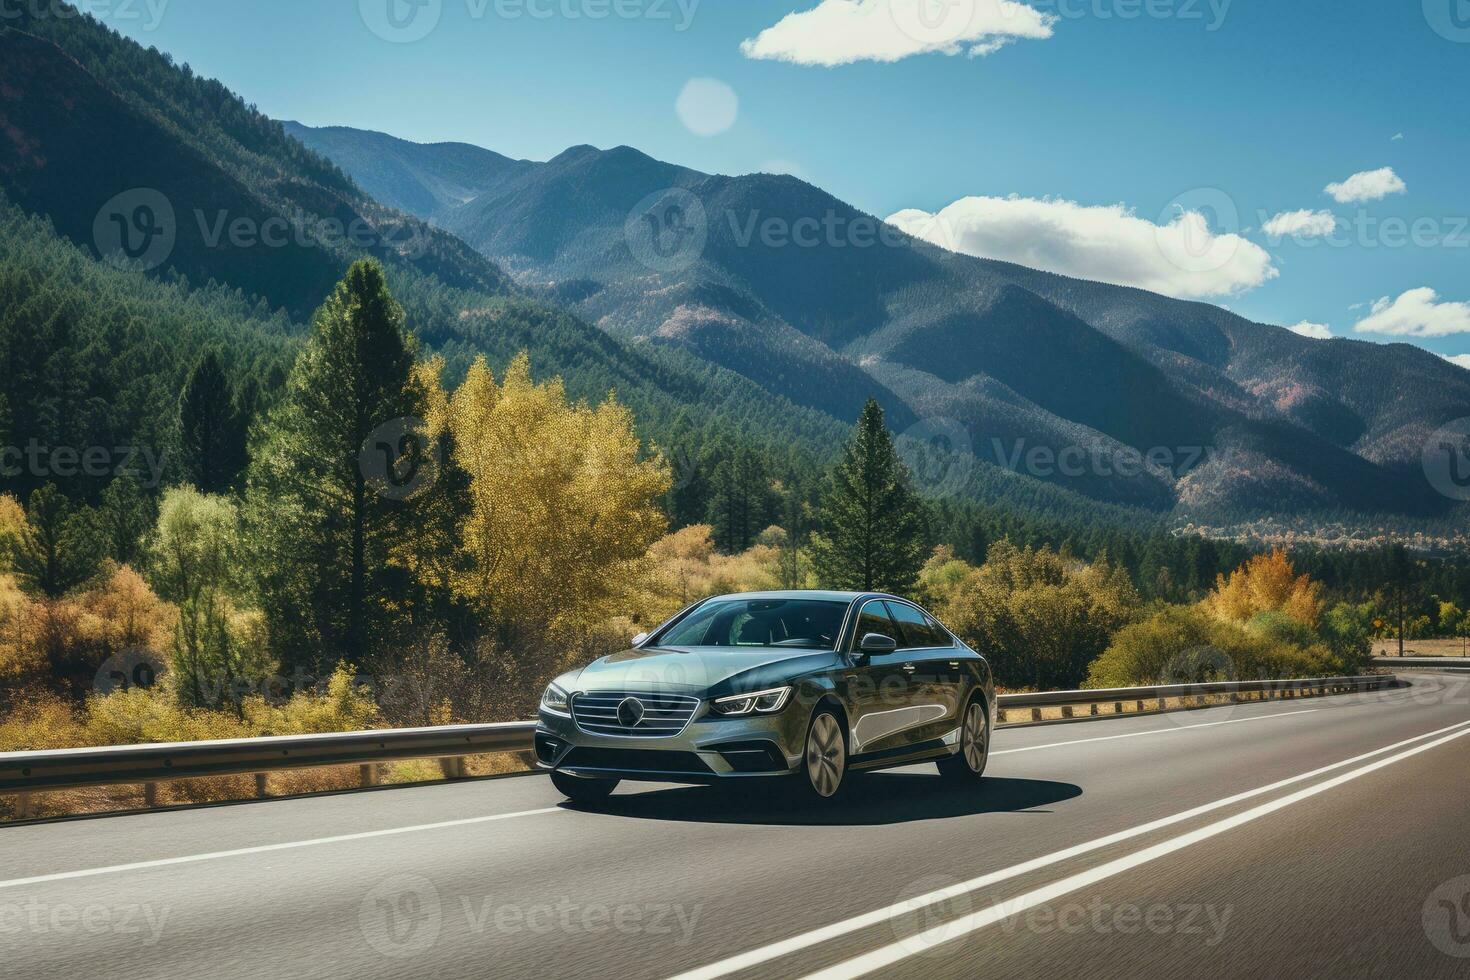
[285,121,1470,517]
[0,1,1462,528]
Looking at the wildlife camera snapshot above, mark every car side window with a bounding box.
[852,600,898,651]
[885,601,950,650]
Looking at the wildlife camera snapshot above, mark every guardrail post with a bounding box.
[16,792,31,820]
[143,782,157,808]
[1089,704,1099,716]
[1031,707,1042,723]
[360,764,377,788]
[1113,701,1123,715]
[254,773,268,798]
[1061,706,1074,719]
[1136,700,1145,713]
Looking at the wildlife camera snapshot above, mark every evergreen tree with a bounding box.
[810,399,926,594]
[92,476,155,567]
[14,484,101,597]
[178,351,248,493]
[245,260,429,671]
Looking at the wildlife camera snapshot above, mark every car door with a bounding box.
[884,600,963,740]
[843,599,921,757]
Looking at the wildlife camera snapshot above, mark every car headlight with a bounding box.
[541,683,571,715]
[711,687,792,716]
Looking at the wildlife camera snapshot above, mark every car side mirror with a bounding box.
[858,632,897,657]
[631,632,649,647]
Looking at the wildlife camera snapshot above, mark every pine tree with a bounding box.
[13,484,101,597]
[178,351,249,493]
[244,260,429,671]
[810,399,927,593]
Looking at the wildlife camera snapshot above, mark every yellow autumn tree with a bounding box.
[1200,549,1324,628]
[0,573,44,684]
[437,353,670,646]
[0,494,25,570]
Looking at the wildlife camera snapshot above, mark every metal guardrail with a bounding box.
[0,674,1395,814]
[994,674,1394,724]
[1372,656,1470,670]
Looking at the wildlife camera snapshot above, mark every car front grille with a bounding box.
[571,690,701,738]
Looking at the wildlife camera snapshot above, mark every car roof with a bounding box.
[705,590,898,604]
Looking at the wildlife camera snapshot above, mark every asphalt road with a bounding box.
[4,674,1470,979]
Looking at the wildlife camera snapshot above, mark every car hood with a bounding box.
[569,646,841,695]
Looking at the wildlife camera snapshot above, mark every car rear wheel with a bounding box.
[550,770,619,804]
[939,698,989,782]
[800,708,848,800]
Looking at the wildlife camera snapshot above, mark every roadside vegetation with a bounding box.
[0,261,1444,775]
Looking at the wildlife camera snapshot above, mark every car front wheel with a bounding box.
[800,708,848,800]
[939,697,990,782]
[550,770,619,804]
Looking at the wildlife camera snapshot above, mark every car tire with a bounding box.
[550,770,619,804]
[798,707,848,801]
[938,696,990,782]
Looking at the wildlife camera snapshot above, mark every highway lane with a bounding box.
[2,674,1468,979]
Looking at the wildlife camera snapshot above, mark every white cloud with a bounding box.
[1391,132,1404,141]
[886,195,1277,300]
[1324,167,1406,204]
[1287,321,1333,340]
[1262,209,1337,239]
[740,0,1056,67]
[1442,353,1470,370]
[1354,287,1470,337]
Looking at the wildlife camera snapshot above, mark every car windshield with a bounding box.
[656,599,848,650]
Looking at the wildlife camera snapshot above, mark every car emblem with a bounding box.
[616,696,646,728]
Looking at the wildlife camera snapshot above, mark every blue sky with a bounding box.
[107,1,1469,359]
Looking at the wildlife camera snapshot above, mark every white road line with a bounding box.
[991,708,1317,755]
[805,720,1470,979]
[0,806,564,891]
[666,717,1470,980]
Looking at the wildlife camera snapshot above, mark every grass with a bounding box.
[1372,638,1470,658]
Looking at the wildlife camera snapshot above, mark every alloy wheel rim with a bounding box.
[806,714,844,797]
[962,702,987,772]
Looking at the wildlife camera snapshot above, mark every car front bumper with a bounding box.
[536,701,807,784]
